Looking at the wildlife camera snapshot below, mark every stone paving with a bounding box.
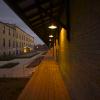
[18,51,70,100]
[0,53,43,78]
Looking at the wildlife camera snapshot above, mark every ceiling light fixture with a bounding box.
[49,34,54,38]
[48,24,57,29]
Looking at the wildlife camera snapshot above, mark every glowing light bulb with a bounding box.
[48,24,57,29]
[49,35,53,38]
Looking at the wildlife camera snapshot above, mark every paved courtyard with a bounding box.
[18,51,70,100]
[0,52,43,78]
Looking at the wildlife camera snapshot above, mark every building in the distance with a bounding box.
[0,21,34,56]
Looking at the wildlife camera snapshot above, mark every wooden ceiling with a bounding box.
[4,0,66,46]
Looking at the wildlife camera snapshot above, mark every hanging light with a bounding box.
[48,24,57,29]
[49,34,54,38]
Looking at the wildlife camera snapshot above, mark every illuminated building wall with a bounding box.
[0,21,34,56]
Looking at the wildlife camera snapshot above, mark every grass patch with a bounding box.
[0,52,39,61]
[0,55,16,61]
[16,52,39,58]
[0,62,19,68]
[27,56,44,68]
[0,78,29,100]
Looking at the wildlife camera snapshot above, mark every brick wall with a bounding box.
[59,0,100,100]
[69,0,100,99]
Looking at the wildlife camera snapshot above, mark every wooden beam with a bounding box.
[32,20,50,29]
[22,0,49,12]
[36,5,68,30]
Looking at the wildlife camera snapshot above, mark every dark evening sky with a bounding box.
[0,0,44,44]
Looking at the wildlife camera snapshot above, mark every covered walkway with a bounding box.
[18,51,70,100]
[4,0,100,99]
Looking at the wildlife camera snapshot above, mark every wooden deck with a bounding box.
[18,52,70,100]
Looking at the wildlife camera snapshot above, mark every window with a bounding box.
[13,30,14,37]
[13,51,15,55]
[17,33,18,38]
[21,35,22,39]
[16,33,17,38]
[3,38,5,47]
[9,51,11,55]
[9,28,10,35]
[20,42,21,48]
[9,40,10,48]
[3,52,6,56]
[13,41,15,48]
[16,41,18,48]
[3,25,5,34]
[22,43,23,47]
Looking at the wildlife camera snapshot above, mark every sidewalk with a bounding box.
[18,52,70,100]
